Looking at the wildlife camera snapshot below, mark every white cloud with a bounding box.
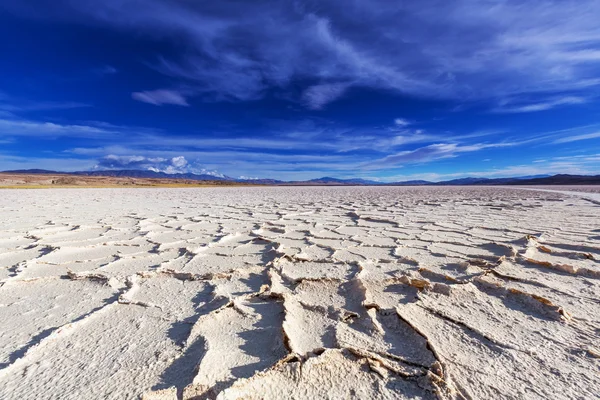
[170,155,188,168]
[553,131,600,144]
[10,0,600,107]
[131,89,189,106]
[302,83,349,110]
[493,96,588,113]
[0,118,115,138]
[364,142,517,169]
[384,163,597,183]
[0,99,91,112]
[0,118,163,140]
[95,154,226,177]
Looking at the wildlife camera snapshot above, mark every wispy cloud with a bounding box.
[7,0,600,108]
[394,118,411,127]
[363,142,517,169]
[0,118,115,138]
[0,118,161,139]
[67,147,369,180]
[94,65,118,75]
[131,89,190,106]
[384,158,600,182]
[493,96,588,113]
[302,83,349,110]
[525,124,600,144]
[0,90,92,112]
[2,109,597,180]
[553,131,600,144]
[0,100,91,112]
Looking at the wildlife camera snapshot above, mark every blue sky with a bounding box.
[1,0,600,181]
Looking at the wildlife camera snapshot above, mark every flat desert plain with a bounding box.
[0,186,599,400]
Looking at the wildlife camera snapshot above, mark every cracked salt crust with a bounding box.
[0,186,599,399]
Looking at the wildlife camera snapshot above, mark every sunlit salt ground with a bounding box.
[0,187,599,400]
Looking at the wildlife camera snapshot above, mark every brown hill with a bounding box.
[0,173,249,188]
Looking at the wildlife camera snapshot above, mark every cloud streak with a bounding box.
[6,0,600,108]
[0,118,116,138]
[0,99,91,112]
[302,83,349,110]
[493,96,588,113]
[553,131,600,144]
[0,118,162,139]
[363,142,518,169]
[131,90,189,106]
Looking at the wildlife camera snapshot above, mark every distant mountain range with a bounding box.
[3,169,600,186]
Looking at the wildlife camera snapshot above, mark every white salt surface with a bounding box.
[0,186,599,399]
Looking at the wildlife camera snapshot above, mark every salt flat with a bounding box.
[0,186,598,400]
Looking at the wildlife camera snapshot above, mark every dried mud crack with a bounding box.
[0,186,598,399]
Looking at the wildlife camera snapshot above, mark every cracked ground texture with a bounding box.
[0,186,599,400]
